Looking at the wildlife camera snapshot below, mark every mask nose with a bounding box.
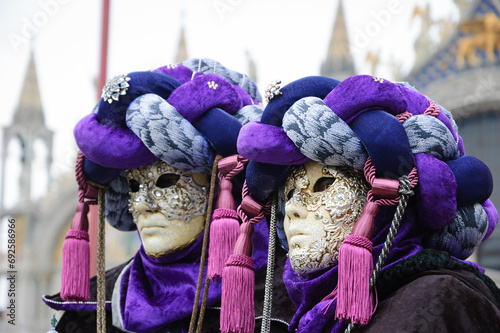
[286,199,308,220]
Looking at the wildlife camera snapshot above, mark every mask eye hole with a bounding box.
[129,179,140,192]
[156,173,180,188]
[287,189,296,201]
[313,177,335,192]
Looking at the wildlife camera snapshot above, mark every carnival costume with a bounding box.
[236,75,500,332]
[43,59,293,332]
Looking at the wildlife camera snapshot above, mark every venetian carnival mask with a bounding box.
[284,161,369,276]
[126,160,210,257]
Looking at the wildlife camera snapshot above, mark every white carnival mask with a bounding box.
[284,161,369,276]
[126,160,210,257]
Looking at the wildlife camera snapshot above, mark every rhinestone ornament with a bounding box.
[101,74,131,104]
[207,81,218,90]
[264,80,282,102]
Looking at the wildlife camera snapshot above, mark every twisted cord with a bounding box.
[96,188,106,332]
[75,152,98,205]
[188,155,221,333]
[261,193,278,333]
[237,181,272,224]
[424,99,440,117]
[364,158,418,206]
[369,176,413,290]
[224,155,248,180]
[195,278,211,333]
[396,111,413,123]
[344,176,415,333]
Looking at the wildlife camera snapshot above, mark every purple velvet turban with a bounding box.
[74,59,263,231]
[238,74,497,259]
[237,74,498,332]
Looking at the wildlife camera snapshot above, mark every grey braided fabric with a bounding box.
[105,171,135,231]
[425,203,489,259]
[126,93,215,174]
[403,115,460,161]
[435,102,459,135]
[283,97,368,170]
[234,105,264,125]
[181,58,262,103]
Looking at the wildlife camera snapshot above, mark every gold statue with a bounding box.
[457,12,500,67]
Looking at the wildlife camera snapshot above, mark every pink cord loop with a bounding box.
[364,158,419,207]
[237,181,271,224]
[424,99,440,117]
[218,154,248,181]
[75,152,98,205]
[396,111,413,123]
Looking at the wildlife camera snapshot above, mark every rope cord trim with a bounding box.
[188,155,221,333]
[96,188,106,332]
[261,193,278,333]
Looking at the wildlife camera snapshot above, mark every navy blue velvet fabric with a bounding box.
[246,162,290,202]
[350,110,414,179]
[446,156,494,205]
[83,158,121,184]
[193,107,242,157]
[96,72,181,128]
[261,76,340,127]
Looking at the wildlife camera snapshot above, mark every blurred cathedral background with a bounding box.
[1,0,499,331]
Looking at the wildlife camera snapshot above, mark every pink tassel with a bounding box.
[61,202,91,301]
[220,223,255,333]
[207,208,239,280]
[335,235,373,325]
[335,201,378,325]
[208,177,240,280]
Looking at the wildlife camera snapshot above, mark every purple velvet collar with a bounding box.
[117,220,270,333]
[117,235,219,332]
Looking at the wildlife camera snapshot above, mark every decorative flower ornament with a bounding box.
[207,80,218,89]
[265,79,282,102]
[101,74,131,104]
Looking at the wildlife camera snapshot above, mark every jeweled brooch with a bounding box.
[101,74,131,104]
[265,79,282,103]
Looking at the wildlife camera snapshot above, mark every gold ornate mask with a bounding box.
[283,161,369,275]
[126,160,209,257]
